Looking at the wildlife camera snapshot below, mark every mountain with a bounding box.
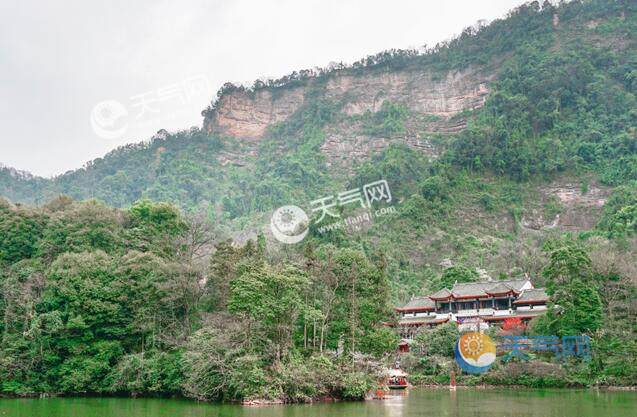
[1,0,637,296]
[2,0,637,396]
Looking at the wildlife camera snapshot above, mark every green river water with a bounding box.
[1,389,635,417]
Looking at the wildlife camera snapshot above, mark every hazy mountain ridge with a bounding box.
[3,0,637,400]
[0,0,637,262]
[2,1,634,203]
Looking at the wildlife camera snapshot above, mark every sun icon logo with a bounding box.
[270,205,309,244]
[462,334,485,358]
[455,332,497,374]
[277,207,297,230]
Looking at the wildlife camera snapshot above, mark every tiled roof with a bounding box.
[394,279,545,312]
[451,279,529,298]
[485,282,515,295]
[397,316,450,326]
[513,288,549,304]
[429,288,453,300]
[482,310,546,321]
[397,296,435,311]
[497,279,530,292]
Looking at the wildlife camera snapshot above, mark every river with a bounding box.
[1,388,635,417]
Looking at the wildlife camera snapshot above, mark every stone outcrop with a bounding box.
[521,182,609,231]
[319,118,440,173]
[207,86,306,139]
[204,66,494,140]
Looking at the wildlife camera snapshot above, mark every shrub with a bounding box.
[339,371,372,400]
[413,323,459,358]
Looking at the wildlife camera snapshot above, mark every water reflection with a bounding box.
[1,389,636,417]
[381,390,409,417]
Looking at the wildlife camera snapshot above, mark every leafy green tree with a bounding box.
[533,243,603,337]
[357,326,399,357]
[363,101,409,137]
[433,266,479,291]
[532,279,603,336]
[317,248,393,355]
[127,200,187,256]
[542,243,594,292]
[228,265,309,365]
[36,251,127,391]
[37,200,124,261]
[204,239,260,311]
[0,202,46,264]
[605,204,637,237]
[106,351,183,395]
[598,184,637,237]
[413,322,459,358]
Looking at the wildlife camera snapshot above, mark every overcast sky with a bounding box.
[0,0,529,177]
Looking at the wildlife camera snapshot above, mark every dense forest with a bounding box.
[0,198,398,400]
[1,0,637,401]
[1,197,635,399]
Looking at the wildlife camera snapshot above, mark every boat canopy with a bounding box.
[386,368,408,377]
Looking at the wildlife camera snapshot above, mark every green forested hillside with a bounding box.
[2,0,636,212]
[1,0,637,400]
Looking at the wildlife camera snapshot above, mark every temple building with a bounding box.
[394,278,548,343]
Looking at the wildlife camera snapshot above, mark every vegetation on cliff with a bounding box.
[1,0,637,400]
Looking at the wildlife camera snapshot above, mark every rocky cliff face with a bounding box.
[204,66,494,140]
[521,182,610,232]
[206,86,306,139]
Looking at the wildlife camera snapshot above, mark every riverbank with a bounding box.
[414,383,637,391]
[409,372,635,390]
[4,383,636,406]
[2,387,636,417]
[402,350,637,390]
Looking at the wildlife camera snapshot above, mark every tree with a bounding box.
[542,243,594,292]
[205,239,259,311]
[182,326,268,401]
[357,326,399,357]
[316,248,393,355]
[38,251,127,392]
[534,278,603,336]
[433,266,479,291]
[116,250,196,349]
[228,264,308,366]
[127,200,188,256]
[536,242,603,336]
[413,322,459,357]
[0,202,46,264]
